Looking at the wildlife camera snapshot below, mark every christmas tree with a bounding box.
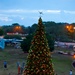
[23,17,54,75]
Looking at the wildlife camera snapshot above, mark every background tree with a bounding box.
[23,17,54,75]
[2,25,13,34]
[4,35,21,39]
[1,21,75,42]
[0,28,4,36]
[21,34,33,53]
[46,34,55,52]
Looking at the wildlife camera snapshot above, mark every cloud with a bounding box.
[0,9,61,14]
[0,9,61,22]
[1,9,75,15]
[1,9,75,23]
[0,17,12,22]
[45,10,61,14]
[64,10,75,14]
[20,17,24,20]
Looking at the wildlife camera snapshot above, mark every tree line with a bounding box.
[0,21,75,52]
[0,21,75,42]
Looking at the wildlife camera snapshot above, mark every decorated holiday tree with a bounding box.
[23,17,54,75]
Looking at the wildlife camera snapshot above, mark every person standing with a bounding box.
[20,61,25,74]
[18,65,21,74]
[17,61,20,68]
[22,61,25,69]
[20,65,23,74]
[3,61,7,70]
[69,70,73,75]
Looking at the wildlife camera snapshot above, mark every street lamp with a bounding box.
[66,25,74,33]
[73,54,75,59]
[66,25,69,29]
[13,26,22,33]
[15,26,21,30]
[74,27,75,30]
[66,25,75,40]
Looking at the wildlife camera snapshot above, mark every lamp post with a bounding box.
[14,26,22,34]
[66,25,75,60]
[66,24,75,42]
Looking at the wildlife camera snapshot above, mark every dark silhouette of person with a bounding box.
[3,61,7,69]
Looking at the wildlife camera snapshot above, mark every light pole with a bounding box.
[14,26,22,34]
[66,25,75,67]
[66,24,75,42]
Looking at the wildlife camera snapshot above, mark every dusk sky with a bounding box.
[0,0,75,27]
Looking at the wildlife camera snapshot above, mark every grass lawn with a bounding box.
[52,47,75,75]
[0,47,27,75]
[52,53,74,75]
[0,46,75,75]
